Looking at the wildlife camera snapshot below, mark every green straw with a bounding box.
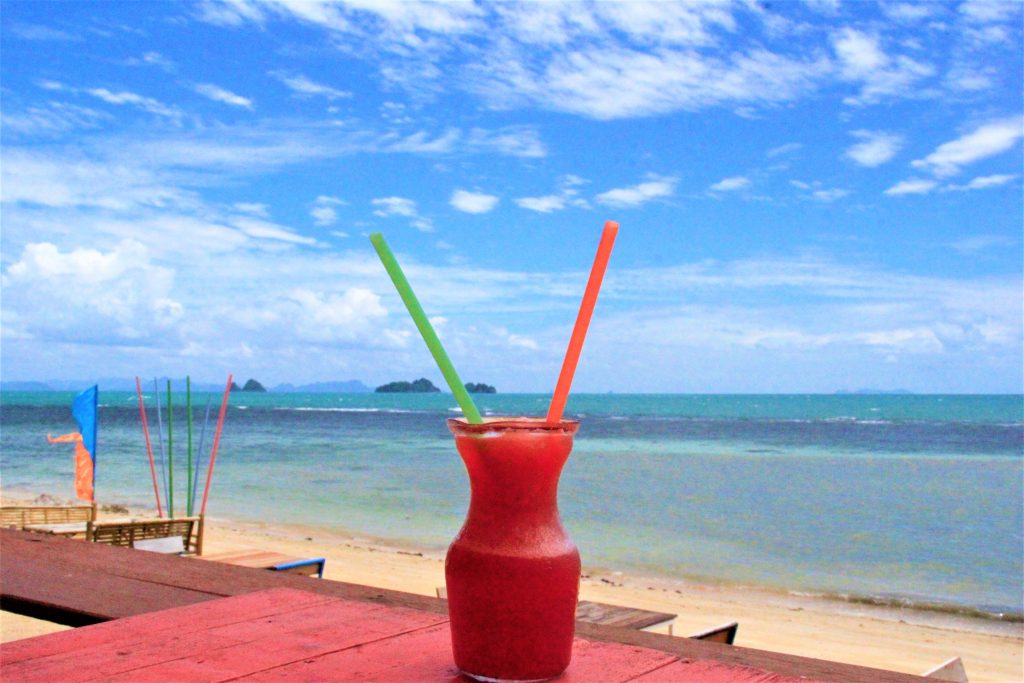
[370,232,483,424]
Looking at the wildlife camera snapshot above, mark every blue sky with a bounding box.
[1,1,1021,393]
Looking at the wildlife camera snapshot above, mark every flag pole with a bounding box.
[135,377,163,517]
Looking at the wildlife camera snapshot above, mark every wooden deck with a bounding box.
[0,529,928,682]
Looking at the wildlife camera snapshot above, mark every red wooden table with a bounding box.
[0,530,928,682]
[3,587,815,682]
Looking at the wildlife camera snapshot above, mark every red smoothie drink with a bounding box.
[445,417,581,682]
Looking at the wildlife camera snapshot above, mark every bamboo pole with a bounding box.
[191,394,213,514]
[167,380,173,518]
[153,378,169,513]
[135,377,163,517]
[186,375,194,516]
[200,374,232,517]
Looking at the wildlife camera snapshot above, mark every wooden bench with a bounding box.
[86,516,204,556]
[1,504,96,538]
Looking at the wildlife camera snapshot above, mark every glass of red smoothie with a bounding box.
[445,417,581,682]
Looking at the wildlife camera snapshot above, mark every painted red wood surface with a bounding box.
[2,588,820,683]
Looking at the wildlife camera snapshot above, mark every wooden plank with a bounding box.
[631,658,815,682]
[200,549,325,576]
[576,599,675,631]
[21,523,88,537]
[247,623,673,682]
[4,589,447,683]
[0,544,218,626]
[104,594,449,682]
[560,638,679,681]
[1,589,329,666]
[576,622,925,683]
[0,529,446,621]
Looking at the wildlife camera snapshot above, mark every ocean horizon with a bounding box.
[2,391,1021,622]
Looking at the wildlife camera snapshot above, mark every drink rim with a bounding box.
[447,417,580,435]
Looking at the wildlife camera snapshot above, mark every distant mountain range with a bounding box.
[1,378,372,393]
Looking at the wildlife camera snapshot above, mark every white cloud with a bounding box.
[286,287,387,342]
[85,88,183,120]
[881,3,936,22]
[2,150,193,210]
[234,202,269,216]
[8,23,79,41]
[194,83,254,109]
[3,240,182,344]
[125,51,176,71]
[516,195,566,213]
[884,178,939,195]
[472,43,829,120]
[194,0,268,26]
[947,234,1018,253]
[844,130,904,166]
[450,189,500,214]
[310,195,345,226]
[227,216,318,246]
[766,142,802,158]
[945,65,996,92]
[466,127,546,158]
[515,175,590,213]
[2,102,109,137]
[831,28,935,105]
[372,196,432,231]
[590,2,736,46]
[710,176,750,192]
[911,116,1024,177]
[811,188,851,202]
[310,205,336,226]
[507,333,539,350]
[372,196,417,218]
[946,174,1018,191]
[596,175,676,207]
[268,71,351,100]
[959,0,1022,23]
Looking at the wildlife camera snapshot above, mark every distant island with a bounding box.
[0,377,367,393]
[376,378,440,393]
[230,379,267,392]
[465,382,496,394]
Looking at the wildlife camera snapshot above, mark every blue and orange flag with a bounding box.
[47,385,97,502]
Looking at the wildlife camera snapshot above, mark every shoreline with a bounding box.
[2,492,1022,681]
[3,489,1021,635]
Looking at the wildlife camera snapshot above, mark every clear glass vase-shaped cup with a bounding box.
[445,417,581,683]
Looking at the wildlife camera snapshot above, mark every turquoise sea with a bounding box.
[2,391,1022,621]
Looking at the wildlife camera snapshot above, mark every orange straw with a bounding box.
[547,220,619,422]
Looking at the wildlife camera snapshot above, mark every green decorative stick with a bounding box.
[166,380,174,517]
[369,232,482,424]
[186,375,194,516]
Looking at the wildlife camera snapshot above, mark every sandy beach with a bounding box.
[1,500,1021,682]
